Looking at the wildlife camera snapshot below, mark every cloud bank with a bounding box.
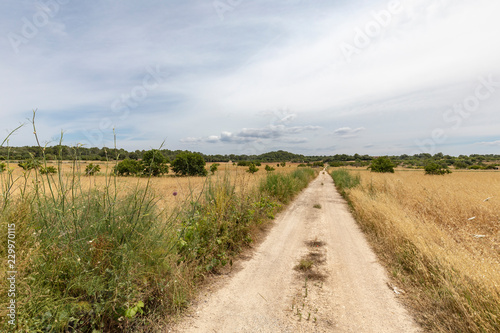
[1,0,499,155]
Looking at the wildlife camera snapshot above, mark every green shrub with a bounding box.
[172,152,207,176]
[453,161,468,169]
[425,162,451,175]
[210,163,220,175]
[39,166,57,175]
[265,165,275,172]
[0,162,5,173]
[85,163,101,176]
[18,160,41,170]
[142,149,169,176]
[114,159,143,176]
[247,163,259,174]
[329,161,346,167]
[484,164,498,170]
[368,156,395,173]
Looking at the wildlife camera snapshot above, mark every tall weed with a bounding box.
[259,168,316,204]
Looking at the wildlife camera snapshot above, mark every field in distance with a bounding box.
[3,161,301,210]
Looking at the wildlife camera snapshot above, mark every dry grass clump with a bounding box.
[295,259,314,271]
[294,239,327,281]
[339,169,500,332]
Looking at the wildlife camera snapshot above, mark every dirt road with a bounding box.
[172,171,422,332]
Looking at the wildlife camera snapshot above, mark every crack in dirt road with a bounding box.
[171,171,422,332]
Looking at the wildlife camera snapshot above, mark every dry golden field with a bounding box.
[338,168,500,332]
[2,161,299,211]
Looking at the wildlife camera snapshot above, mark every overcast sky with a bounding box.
[1,0,499,156]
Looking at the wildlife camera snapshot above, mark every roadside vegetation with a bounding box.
[368,156,395,173]
[0,123,317,332]
[330,168,500,333]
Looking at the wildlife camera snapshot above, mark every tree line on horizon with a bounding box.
[0,146,499,169]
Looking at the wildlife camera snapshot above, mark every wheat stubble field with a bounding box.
[334,169,500,332]
[2,161,297,210]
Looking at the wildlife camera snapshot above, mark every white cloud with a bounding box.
[182,124,321,145]
[333,127,366,138]
[477,140,500,146]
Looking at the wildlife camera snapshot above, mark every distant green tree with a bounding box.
[433,152,444,159]
[85,163,101,176]
[210,163,220,175]
[18,160,41,171]
[265,165,275,172]
[453,161,468,169]
[143,150,169,176]
[369,156,395,173]
[128,151,139,160]
[280,161,286,167]
[114,159,143,176]
[172,152,207,176]
[484,164,499,170]
[39,166,57,175]
[329,161,346,167]
[247,163,259,174]
[0,162,6,173]
[425,162,451,175]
